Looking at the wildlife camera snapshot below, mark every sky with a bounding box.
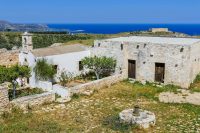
[0,0,200,24]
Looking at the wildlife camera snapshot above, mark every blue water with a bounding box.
[48,24,200,35]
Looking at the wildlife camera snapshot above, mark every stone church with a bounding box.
[93,36,200,88]
[19,32,200,88]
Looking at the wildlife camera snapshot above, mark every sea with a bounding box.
[48,24,200,36]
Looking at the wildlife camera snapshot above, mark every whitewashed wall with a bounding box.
[41,50,90,81]
[19,50,90,88]
[34,81,53,92]
[19,52,37,87]
[52,84,70,98]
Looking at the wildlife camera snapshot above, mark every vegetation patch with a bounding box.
[8,88,44,100]
[34,58,56,81]
[190,74,200,92]
[0,81,200,132]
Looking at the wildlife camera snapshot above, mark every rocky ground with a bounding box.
[159,89,200,105]
[1,82,200,132]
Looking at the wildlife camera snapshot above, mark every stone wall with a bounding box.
[189,42,200,83]
[0,86,10,113]
[11,92,55,110]
[91,41,125,74]
[69,74,125,95]
[0,49,19,67]
[93,39,196,88]
[52,84,70,98]
[150,28,169,33]
[34,81,53,92]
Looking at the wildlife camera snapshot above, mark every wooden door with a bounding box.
[155,63,165,83]
[128,60,136,79]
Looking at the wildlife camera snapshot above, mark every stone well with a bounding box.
[119,108,156,129]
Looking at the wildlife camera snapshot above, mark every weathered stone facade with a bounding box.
[0,86,10,113]
[92,36,200,88]
[0,49,19,67]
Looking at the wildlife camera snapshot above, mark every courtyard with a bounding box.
[0,81,200,133]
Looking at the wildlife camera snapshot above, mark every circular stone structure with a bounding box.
[119,109,156,129]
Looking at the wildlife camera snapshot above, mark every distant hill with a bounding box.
[0,20,49,32]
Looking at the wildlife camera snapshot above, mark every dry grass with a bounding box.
[1,81,200,132]
[64,39,95,46]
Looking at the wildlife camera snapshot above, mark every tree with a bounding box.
[81,56,116,80]
[0,65,30,83]
[0,65,31,99]
[8,65,31,80]
[34,58,56,81]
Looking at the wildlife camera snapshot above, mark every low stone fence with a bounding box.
[159,90,200,105]
[0,86,10,113]
[53,84,70,98]
[11,92,55,110]
[0,74,124,112]
[34,81,53,92]
[69,74,124,95]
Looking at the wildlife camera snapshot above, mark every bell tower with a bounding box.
[22,32,33,52]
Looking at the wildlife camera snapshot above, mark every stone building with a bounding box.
[0,48,19,67]
[19,32,200,89]
[93,36,200,88]
[19,33,90,88]
[150,28,169,33]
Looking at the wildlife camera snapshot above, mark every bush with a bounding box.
[0,65,30,83]
[8,88,44,100]
[81,56,116,79]
[0,32,21,50]
[34,58,56,81]
[76,71,96,81]
[59,71,73,87]
[32,34,91,49]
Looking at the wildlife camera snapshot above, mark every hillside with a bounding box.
[0,20,49,32]
[0,30,195,50]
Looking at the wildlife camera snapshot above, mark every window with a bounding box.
[180,47,184,52]
[79,61,83,71]
[98,43,101,47]
[53,65,58,73]
[24,38,27,44]
[136,45,139,49]
[144,44,147,48]
[121,44,123,50]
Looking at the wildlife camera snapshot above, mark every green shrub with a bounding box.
[81,56,116,80]
[32,34,91,49]
[102,115,137,132]
[59,71,73,87]
[0,65,30,83]
[71,94,80,99]
[34,58,56,81]
[193,74,200,83]
[8,88,44,100]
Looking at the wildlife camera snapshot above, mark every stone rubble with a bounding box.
[159,90,200,105]
[0,86,10,113]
